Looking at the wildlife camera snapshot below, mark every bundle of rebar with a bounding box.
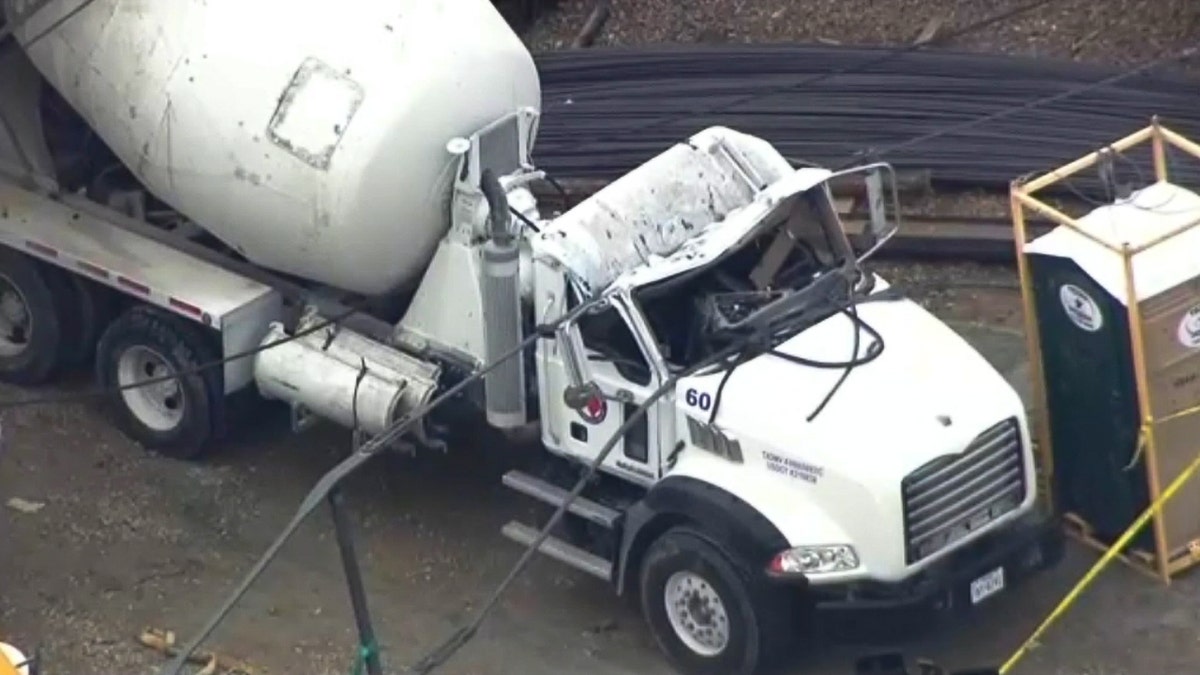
[532,44,1200,193]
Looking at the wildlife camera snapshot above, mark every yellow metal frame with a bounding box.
[1010,118,1200,584]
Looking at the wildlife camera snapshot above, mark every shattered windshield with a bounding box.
[631,186,857,370]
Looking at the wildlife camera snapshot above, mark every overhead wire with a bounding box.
[155,294,605,675]
[0,0,60,43]
[533,43,1200,192]
[697,43,1199,440]
[92,9,1200,675]
[0,1,1193,672]
[542,0,1065,159]
[0,0,1192,416]
[0,0,390,412]
[857,45,1200,164]
[387,43,1200,675]
[0,0,1112,412]
[14,0,97,49]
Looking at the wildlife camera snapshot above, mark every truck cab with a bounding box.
[531,127,844,486]
[503,126,1063,674]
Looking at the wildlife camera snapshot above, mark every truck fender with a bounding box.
[614,475,791,596]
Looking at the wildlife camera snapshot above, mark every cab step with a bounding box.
[501,520,613,581]
[501,470,621,529]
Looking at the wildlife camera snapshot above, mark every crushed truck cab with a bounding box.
[506,126,1062,674]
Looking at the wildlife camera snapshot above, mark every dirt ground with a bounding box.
[4,2,1200,675]
[3,268,1197,675]
[524,0,1200,68]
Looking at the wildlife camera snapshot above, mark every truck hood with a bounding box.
[677,292,1026,480]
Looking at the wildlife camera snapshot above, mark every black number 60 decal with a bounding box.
[685,388,712,411]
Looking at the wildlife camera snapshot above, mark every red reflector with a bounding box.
[117,276,150,295]
[77,260,109,279]
[169,297,203,317]
[24,240,57,258]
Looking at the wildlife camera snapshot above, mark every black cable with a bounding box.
[548,0,1065,159]
[0,300,376,409]
[509,204,540,233]
[533,45,1200,191]
[853,44,1199,170]
[9,0,97,50]
[0,0,378,413]
[2,1,1163,415]
[703,278,887,426]
[154,27,1195,667]
[799,300,877,421]
[739,41,1200,413]
[73,10,1200,675]
[0,0,59,43]
[766,305,885,370]
[408,337,749,675]
[157,296,606,675]
[705,349,753,425]
[173,30,1200,675]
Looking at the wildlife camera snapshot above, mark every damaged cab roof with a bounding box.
[534,126,833,297]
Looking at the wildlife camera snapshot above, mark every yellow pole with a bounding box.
[1120,245,1170,582]
[1009,183,1054,509]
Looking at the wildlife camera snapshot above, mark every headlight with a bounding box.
[685,416,743,463]
[768,544,859,576]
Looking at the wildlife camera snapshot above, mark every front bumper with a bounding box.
[807,510,1063,623]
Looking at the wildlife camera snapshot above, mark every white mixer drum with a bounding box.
[3,0,541,295]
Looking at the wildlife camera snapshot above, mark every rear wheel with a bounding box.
[0,248,67,385]
[37,263,87,369]
[96,306,220,459]
[61,272,113,368]
[639,526,792,675]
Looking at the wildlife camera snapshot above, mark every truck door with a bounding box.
[538,294,671,487]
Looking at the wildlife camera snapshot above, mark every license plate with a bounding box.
[969,566,1006,605]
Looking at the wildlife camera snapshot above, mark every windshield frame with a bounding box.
[627,179,863,369]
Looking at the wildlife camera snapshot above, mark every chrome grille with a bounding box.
[902,417,1026,564]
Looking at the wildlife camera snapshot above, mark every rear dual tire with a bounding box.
[95,306,220,459]
[0,247,220,458]
[0,248,114,384]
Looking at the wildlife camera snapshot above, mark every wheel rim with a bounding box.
[0,273,32,358]
[117,345,185,432]
[663,570,731,657]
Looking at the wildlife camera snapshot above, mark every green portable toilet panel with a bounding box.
[1027,256,1148,544]
[1024,182,1200,548]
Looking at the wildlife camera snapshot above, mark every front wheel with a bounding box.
[639,526,792,675]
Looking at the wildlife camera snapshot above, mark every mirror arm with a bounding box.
[556,319,604,412]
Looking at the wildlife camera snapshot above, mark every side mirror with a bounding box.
[825,161,903,262]
[556,318,601,410]
[857,163,901,261]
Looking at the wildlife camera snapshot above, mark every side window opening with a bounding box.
[568,285,653,386]
[623,401,649,463]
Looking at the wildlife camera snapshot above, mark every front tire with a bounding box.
[96,306,220,459]
[639,526,790,675]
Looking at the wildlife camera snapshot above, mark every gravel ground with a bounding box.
[3,280,1199,675]
[524,0,1199,68]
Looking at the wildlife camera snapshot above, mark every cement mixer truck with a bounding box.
[0,1,1061,673]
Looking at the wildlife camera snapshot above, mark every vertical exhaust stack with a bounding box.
[479,169,528,429]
